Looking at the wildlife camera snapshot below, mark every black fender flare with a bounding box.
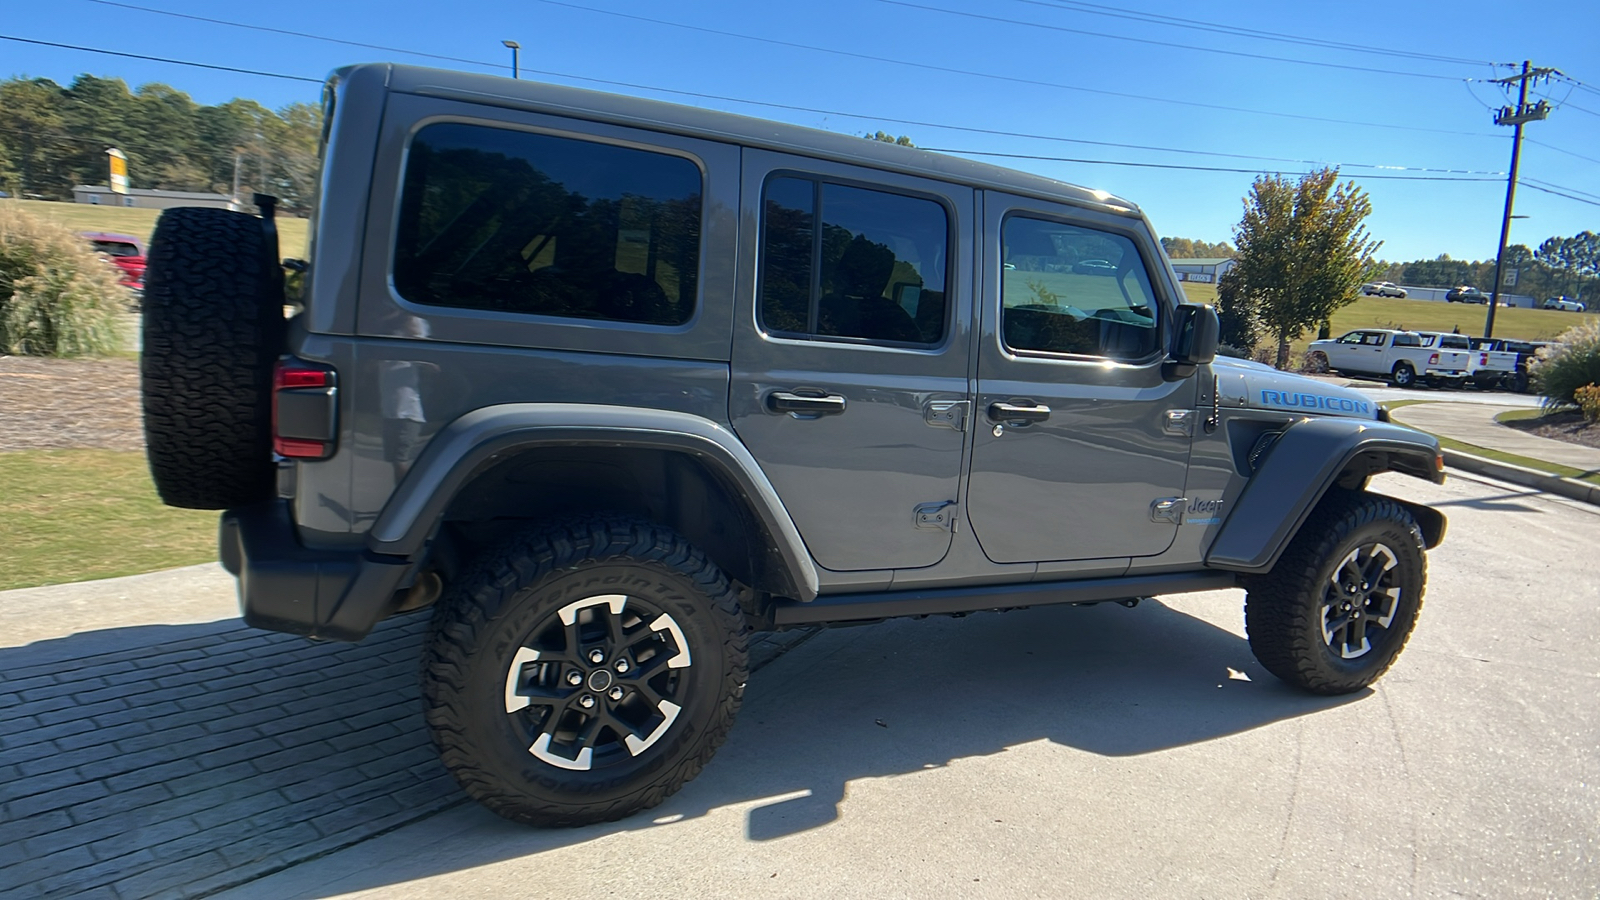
[1206,417,1446,574]
[365,403,820,602]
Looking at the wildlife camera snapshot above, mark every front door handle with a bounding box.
[988,401,1051,423]
[768,391,847,416]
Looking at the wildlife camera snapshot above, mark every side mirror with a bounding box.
[1165,304,1219,380]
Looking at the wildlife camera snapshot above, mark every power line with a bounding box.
[533,0,1494,137]
[918,147,1503,180]
[877,0,1469,82]
[1525,138,1600,166]
[0,34,322,83]
[1521,182,1600,208]
[1524,177,1600,204]
[80,0,510,72]
[1011,0,1502,67]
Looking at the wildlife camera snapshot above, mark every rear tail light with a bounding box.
[1429,353,1440,365]
[272,360,337,458]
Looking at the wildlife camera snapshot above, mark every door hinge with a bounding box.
[1150,497,1187,524]
[923,400,969,432]
[915,501,959,532]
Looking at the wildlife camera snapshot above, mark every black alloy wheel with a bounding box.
[503,593,695,773]
[1319,543,1402,661]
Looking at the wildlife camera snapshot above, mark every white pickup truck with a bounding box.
[1307,329,1473,388]
[1422,332,1519,389]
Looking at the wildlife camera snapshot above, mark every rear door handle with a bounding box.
[988,401,1051,423]
[768,391,847,416]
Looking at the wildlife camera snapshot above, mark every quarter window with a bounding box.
[1000,216,1159,360]
[394,123,702,325]
[759,176,949,345]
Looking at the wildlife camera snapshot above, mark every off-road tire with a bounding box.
[1244,491,1426,695]
[1390,361,1417,388]
[141,207,283,509]
[422,516,750,827]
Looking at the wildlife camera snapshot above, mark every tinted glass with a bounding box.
[1000,217,1158,360]
[759,176,948,345]
[394,123,702,325]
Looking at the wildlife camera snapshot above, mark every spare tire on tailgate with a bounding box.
[141,207,285,510]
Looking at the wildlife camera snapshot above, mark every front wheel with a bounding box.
[1244,492,1426,694]
[422,517,750,827]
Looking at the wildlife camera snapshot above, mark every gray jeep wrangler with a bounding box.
[140,64,1447,828]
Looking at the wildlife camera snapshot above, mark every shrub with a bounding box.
[1531,321,1600,410]
[1215,344,1251,359]
[1575,384,1600,423]
[0,204,128,357]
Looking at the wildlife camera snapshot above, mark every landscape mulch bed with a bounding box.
[1502,409,1600,450]
[0,355,143,452]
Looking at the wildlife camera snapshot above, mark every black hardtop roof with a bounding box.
[352,63,1141,217]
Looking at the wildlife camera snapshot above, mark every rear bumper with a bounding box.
[219,501,414,642]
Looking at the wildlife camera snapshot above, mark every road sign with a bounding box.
[107,148,128,194]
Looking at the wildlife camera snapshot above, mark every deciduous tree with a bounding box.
[1221,168,1382,369]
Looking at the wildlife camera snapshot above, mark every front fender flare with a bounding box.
[366,403,820,602]
[1206,417,1445,574]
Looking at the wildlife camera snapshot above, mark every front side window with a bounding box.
[1000,216,1159,360]
[394,122,702,325]
[759,176,949,346]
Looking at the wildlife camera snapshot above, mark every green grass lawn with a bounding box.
[0,450,219,591]
[7,198,310,257]
[1176,283,1596,357]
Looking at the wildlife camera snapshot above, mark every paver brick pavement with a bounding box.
[0,580,820,900]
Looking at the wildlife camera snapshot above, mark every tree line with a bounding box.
[0,75,320,212]
[1372,232,1599,302]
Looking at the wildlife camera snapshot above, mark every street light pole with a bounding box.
[502,40,521,79]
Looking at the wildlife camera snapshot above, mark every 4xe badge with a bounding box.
[1184,498,1224,525]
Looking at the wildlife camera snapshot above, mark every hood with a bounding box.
[1211,356,1378,420]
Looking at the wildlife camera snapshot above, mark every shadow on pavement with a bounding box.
[212,598,1363,898]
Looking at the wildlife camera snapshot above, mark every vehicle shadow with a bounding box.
[210,598,1363,898]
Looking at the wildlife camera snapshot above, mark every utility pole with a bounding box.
[1484,60,1555,338]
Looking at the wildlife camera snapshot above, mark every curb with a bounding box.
[1443,448,1600,507]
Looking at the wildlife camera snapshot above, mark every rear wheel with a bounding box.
[1390,362,1417,388]
[422,517,750,827]
[1244,492,1426,694]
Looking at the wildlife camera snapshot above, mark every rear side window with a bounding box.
[394,122,702,326]
[1000,217,1159,361]
[759,176,949,346]
[1392,334,1421,347]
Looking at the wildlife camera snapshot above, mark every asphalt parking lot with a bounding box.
[4,470,1598,899]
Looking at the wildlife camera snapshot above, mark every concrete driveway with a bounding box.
[199,470,1600,900]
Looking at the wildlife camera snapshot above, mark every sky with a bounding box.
[4,0,1598,262]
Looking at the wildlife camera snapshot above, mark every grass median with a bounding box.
[0,450,219,591]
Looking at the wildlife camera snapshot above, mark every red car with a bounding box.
[80,231,147,293]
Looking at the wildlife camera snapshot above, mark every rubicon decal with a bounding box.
[1258,390,1371,415]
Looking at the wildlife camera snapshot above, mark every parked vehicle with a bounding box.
[139,64,1448,828]
[1470,338,1550,392]
[1445,286,1487,304]
[80,231,146,294]
[1543,297,1586,312]
[1306,329,1472,388]
[1361,281,1408,298]
[1423,332,1516,388]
